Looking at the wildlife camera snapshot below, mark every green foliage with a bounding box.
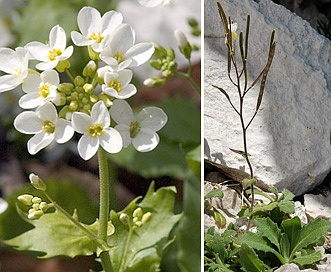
[204,189,224,200]
[107,182,182,271]
[236,217,331,268]
[5,210,110,258]
[0,179,98,241]
[110,98,200,180]
[239,187,295,224]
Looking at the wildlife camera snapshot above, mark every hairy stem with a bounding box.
[98,147,113,272]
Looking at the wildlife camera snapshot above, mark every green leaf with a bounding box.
[5,210,108,258]
[254,217,281,251]
[281,217,301,254]
[279,233,291,262]
[292,250,322,266]
[204,189,224,200]
[107,182,181,271]
[239,243,265,272]
[290,217,331,260]
[236,231,277,255]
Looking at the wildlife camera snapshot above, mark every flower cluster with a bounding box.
[119,207,152,229]
[0,6,168,160]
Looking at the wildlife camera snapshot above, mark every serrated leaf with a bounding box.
[290,217,331,259]
[5,210,109,258]
[204,189,224,200]
[254,217,281,251]
[239,243,265,272]
[236,231,277,255]
[107,182,181,271]
[292,250,322,266]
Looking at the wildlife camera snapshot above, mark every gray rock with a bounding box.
[204,0,331,195]
[304,194,331,220]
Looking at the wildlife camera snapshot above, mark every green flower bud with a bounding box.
[29,173,47,191]
[88,45,100,60]
[143,77,165,87]
[134,221,142,228]
[74,76,85,87]
[83,83,94,94]
[133,207,143,219]
[17,194,34,206]
[58,82,74,94]
[56,59,71,72]
[141,212,152,224]
[83,60,97,77]
[119,213,130,225]
[28,209,44,220]
[32,197,42,204]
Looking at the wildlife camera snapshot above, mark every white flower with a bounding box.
[110,99,167,152]
[99,24,154,71]
[0,198,8,214]
[19,70,60,109]
[71,6,123,53]
[101,69,136,99]
[13,102,74,155]
[26,25,73,71]
[0,46,29,92]
[138,0,171,7]
[71,101,122,160]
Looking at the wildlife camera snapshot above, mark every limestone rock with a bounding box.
[304,194,331,220]
[204,0,331,195]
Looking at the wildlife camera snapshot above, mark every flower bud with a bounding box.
[74,76,85,87]
[56,59,71,72]
[88,45,100,60]
[141,212,152,224]
[29,173,47,191]
[83,60,97,77]
[119,213,130,225]
[17,194,34,206]
[143,77,165,87]
[174,29,188,48]
[133,207,143,219]
[28,209,44,220]
[83,83,94,94]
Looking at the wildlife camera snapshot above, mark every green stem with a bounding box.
[65,68,75,83]
[98,147,113,272]
[119,227,134,272]
[43,192,97,239]
[176,71,201,94]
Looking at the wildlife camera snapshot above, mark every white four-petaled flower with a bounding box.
[71,101,123,160]
[110,99,167,152]
[101,69,137,99]
[19,70,61,109]
[26,25,73,71]
[71,6,123,53]
[14,102,74,155]
[99,24,154,71]
[0,47,29,92]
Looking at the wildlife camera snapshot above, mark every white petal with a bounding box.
[117,69,133,86]
[77,7,101,37]
[125,42,154,67]
[100,10,123,34]
[77,134,99,160]
[71,31,94,46]
[91,101,110,127]
[137,107,168,131]
[54,119,74,143]
[0,74,22,92]
[132,128,159,152]
[22,73,41,94]
[109,99,134,125]
[18,93,43,109]
[71,112,91,134]
[36,60,58,71]
[41,69,60,86]
[99,128,123,154]
[36,102,58,122]
[28,132,54,155]
[25,41,50,62]
[114,124,131,147]
[115,84,136,99]
[49,25,67,49]
[14,111,42,133]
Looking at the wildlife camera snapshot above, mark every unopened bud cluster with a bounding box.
[119,207,152,229]
[17,194,53,220]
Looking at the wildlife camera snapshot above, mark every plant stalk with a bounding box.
[98,147,113,272]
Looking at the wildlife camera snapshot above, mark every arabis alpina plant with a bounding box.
[0,5,175,272]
